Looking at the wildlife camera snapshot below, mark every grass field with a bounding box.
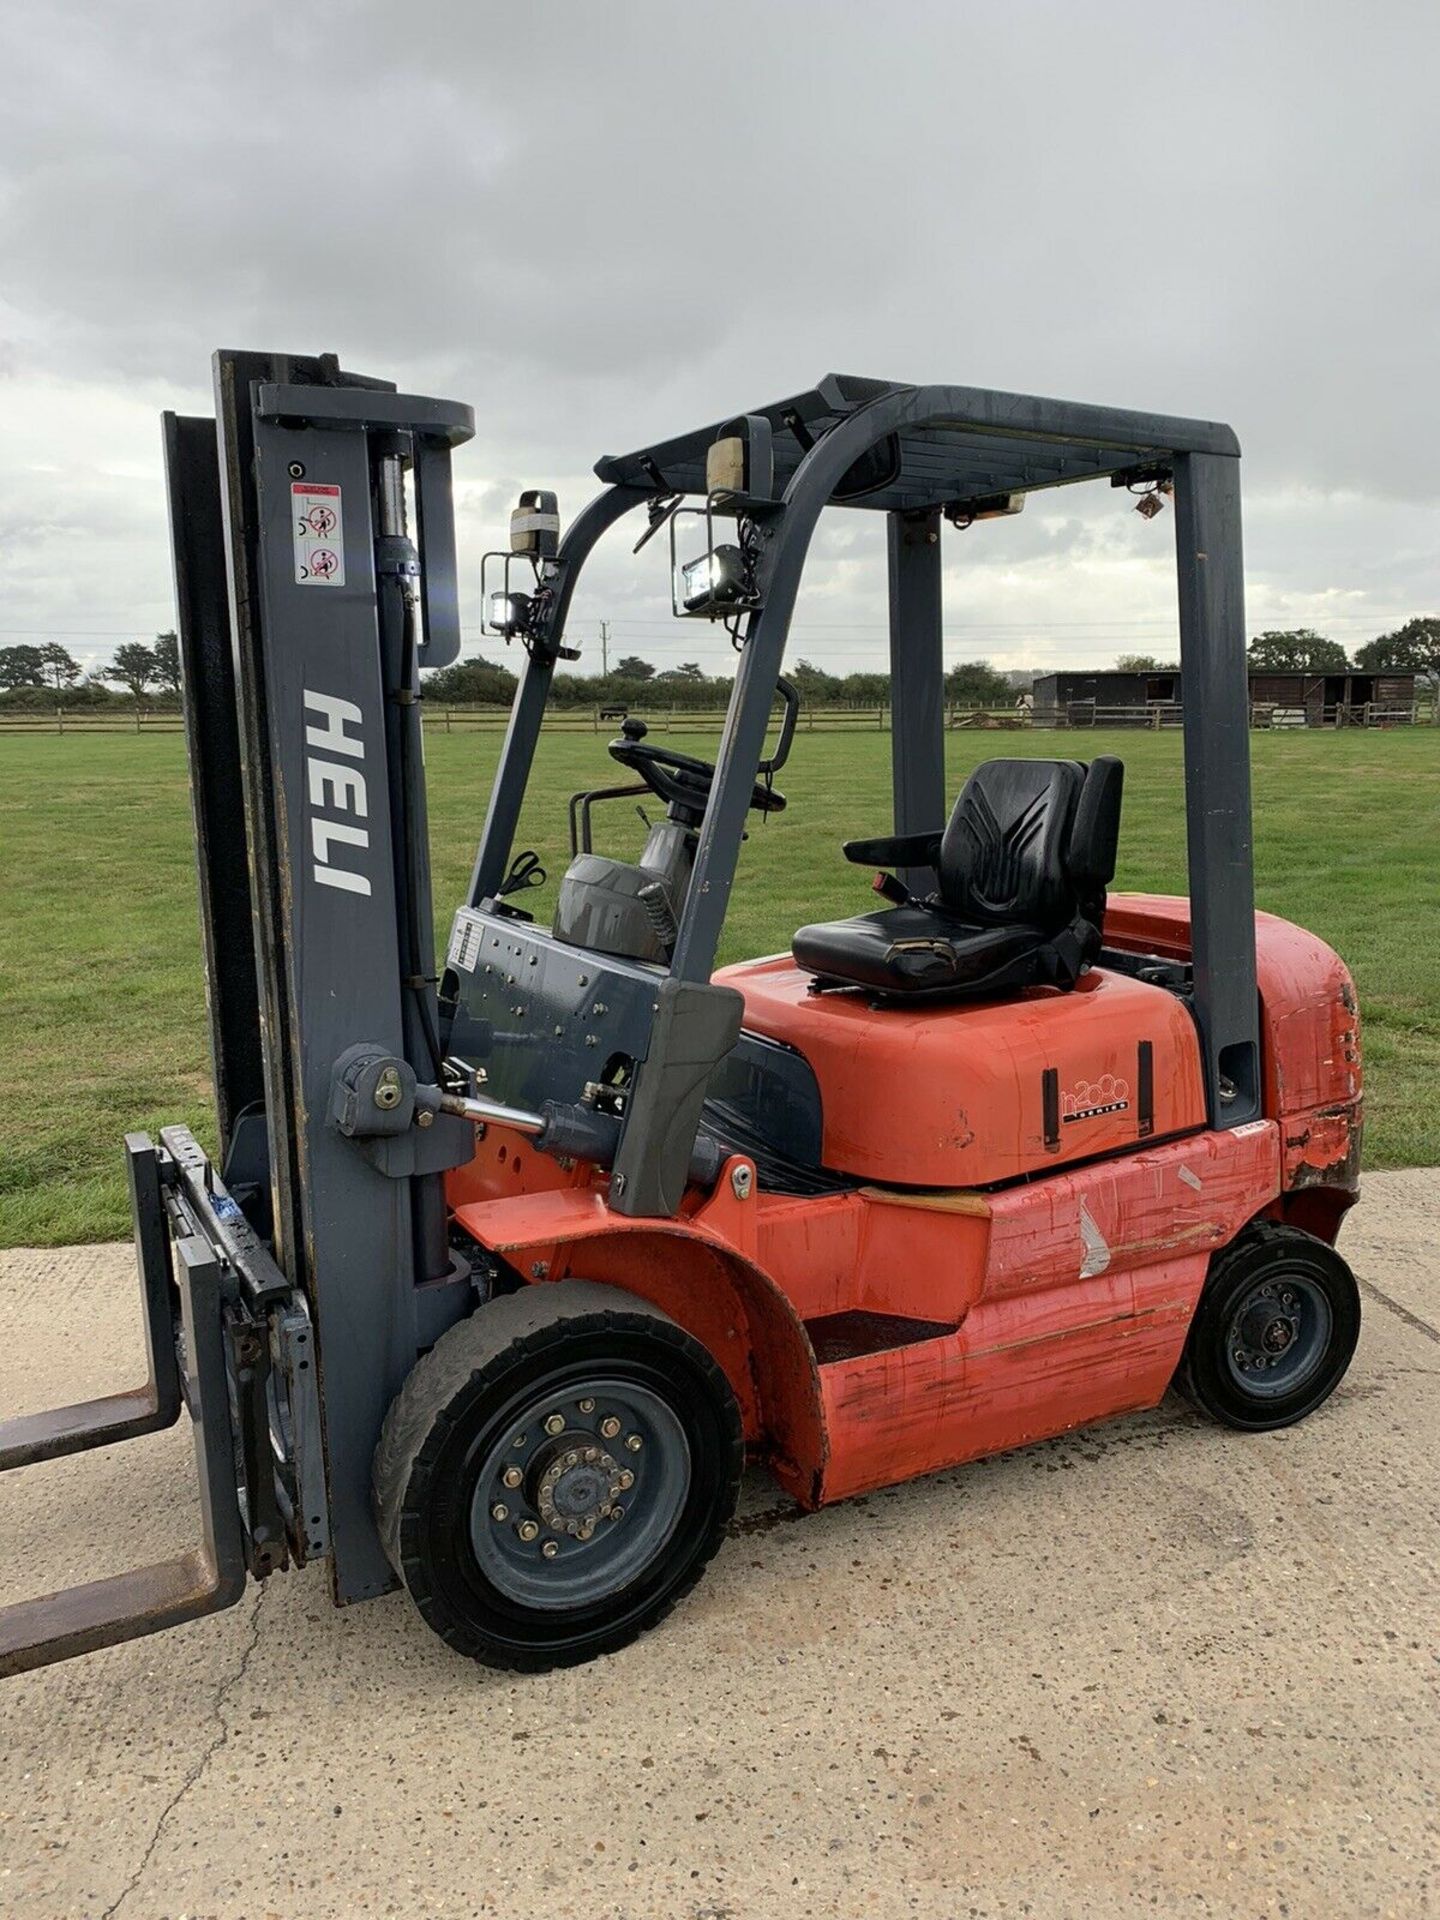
[1,727,1437,1247]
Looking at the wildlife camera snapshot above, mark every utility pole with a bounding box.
[599,620,610,675]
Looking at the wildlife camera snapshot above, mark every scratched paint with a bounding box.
[1078,1200,1112,1277]
[441,894,1359,1514]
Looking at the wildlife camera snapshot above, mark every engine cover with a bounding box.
[713,955,1207,1187]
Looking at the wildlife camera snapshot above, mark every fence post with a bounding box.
[56,706,64,736]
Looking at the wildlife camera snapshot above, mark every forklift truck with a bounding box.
[0,358,1363,1674]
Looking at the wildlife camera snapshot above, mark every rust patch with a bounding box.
[858,1186,992,1218]
[1283,1098,1362,1193]
[1112,1221,1227,1260]
[1289,1152,1361,1191]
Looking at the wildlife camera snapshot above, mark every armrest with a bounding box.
[842,830,942,870]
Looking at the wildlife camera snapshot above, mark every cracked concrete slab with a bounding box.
[1,1171,1436,1919]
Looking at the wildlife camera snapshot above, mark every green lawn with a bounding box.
[2,727,1436,1247]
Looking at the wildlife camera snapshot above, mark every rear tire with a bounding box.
[374,1281,743,1670]
[1176,1222,1360,1432]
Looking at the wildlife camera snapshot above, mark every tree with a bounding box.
[152,631,182,696]
[106,641,158,702]
[790,658,842,703]
[658,661,705,680]
[1247,629,1348,673]
[1353,617,1440,679]
[944,659,1012,707]
[1114,654,1166,673]
[837,671,890,705]
[36,642,82,695]
[613,655,655,681]
[0,644,47,690]
[422,654,518,704]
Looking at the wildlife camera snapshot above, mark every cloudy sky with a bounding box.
[2,1,1436,681]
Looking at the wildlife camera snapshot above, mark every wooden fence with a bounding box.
[1048,700,1432,730]
[0,703,1034,737]
[1,697,1432,737]
[0,708,187,734]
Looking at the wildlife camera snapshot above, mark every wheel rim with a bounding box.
[1223,1271,1332,1399]
[467,1375,692,1612]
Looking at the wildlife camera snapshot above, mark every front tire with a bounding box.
[1176,1223,1361,1432]
[374,1281,743,1670]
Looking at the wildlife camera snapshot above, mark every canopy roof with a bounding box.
[594,374,1240,516]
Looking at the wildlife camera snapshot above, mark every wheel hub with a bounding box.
[1239,1302,1297,1355]
[533,1438,624,1539]
[466,1376,689,1611]
[1223,1271,1333,1398]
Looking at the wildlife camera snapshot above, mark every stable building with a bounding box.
[1031,668,1417,727]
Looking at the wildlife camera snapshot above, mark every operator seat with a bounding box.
[791,756,1124,1000]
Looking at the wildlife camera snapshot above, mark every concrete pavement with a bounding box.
[1,1170,1436,1919]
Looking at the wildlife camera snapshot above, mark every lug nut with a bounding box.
[491,1503,509,1523]
[599,1415,621,1438]
[578,1398,595,1414]
[624,1433,642,1452]
[609,1505,624,1522]
[517,1519,540,1542]
[502,1466,523,1490]
[618,1469,634,1490]
[541,1540,559,1559]
[543,1413,565,1436]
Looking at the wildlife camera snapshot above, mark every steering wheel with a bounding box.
[608,720,786,818]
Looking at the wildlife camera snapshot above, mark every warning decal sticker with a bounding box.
[292,482,345,587]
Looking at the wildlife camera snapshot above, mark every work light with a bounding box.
[678,544,746,615]
[488,589,532,636]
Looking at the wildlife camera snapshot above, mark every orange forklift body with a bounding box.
[0,365,1369,1678]
[445,895,1361,1511]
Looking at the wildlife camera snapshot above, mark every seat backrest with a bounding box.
[937,756,1123,930]
[1065,754,1124,915]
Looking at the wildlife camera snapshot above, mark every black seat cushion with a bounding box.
[792,756,1123,1001]
[791,906,1048,996]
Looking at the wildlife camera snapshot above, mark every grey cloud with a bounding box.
[0,0,1436,671]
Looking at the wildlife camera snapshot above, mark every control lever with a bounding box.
[436,1088,725,1190]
